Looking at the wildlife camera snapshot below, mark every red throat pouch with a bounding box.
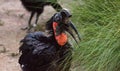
[53,22,67,46]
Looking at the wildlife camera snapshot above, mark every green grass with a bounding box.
[70,0,120,71]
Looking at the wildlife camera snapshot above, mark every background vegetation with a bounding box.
[69,0,120,71]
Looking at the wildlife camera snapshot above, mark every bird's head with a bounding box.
[53,9,81,46]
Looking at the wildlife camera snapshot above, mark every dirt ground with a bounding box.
[0,0,60,71]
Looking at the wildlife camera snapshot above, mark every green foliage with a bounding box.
[71,0,120,71]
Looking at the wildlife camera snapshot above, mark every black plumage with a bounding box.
[19,10,80,71]
[20,0,62,31]
[19,31,72,71]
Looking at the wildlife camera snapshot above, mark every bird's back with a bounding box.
[19,31,72,71]
[19,32,59,71]
[21,0,57,3]
[20,0,58,11]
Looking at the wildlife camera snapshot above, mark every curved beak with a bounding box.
[68,21,81,41]
[63,21,81,44]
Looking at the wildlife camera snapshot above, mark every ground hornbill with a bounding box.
[20,0,62,31]
[18,9,81,71]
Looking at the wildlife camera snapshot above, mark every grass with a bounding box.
[69,0,120,71]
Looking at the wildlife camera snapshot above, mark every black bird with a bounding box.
[20,0,62,31]
[18,9,80,71]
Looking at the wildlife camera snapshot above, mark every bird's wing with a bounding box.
[22,0,57,3]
